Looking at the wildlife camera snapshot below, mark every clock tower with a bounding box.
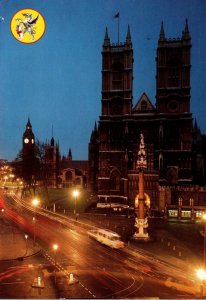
[22,118,36,185]
[23,118,35,149]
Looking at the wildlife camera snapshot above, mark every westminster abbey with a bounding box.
[88,20,206,214]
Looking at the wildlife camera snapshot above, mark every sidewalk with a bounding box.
[0,215,40,261]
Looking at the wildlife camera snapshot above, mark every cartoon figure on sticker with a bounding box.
[15,13,39,40]
[11,9,45,44]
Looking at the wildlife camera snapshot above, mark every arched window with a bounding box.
[159,125,163,140]
[112,62,123,90]
[110,170,120,191]
[159,153,163,170]
[178,197,183,206]
[65,170,73,182]
[168,59,180,87]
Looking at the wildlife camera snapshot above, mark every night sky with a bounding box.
[0,0,205,161]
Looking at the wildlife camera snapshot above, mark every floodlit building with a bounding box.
[59,148,88,188]
[88,21,206,219]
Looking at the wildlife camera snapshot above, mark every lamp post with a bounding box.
[53,244,59,285]
[196,268,206,298]
[32,198,40,245]
[203,213,206,267]
[72,189,79,215]
[24,234,28,255]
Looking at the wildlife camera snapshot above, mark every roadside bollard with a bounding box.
[69,274,74,284]
[37,277,41,286]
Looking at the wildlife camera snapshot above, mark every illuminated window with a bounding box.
[168,210,178,217]
[181,211,191,218]
[196,211,204,218]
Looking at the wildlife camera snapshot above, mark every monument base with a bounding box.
[132,218,150,241]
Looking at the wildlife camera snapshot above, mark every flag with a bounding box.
[114,12,119,19]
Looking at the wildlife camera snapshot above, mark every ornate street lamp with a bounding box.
[53,244,59,285]
[196,268,206,298]
[24,234,28,255]
[32,198,40,244]
[72,189,79,215]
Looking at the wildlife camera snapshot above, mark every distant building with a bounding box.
[44,137,60,188]
[59,149,88,188]
[88,21,206,218]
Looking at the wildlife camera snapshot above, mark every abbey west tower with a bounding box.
[97,26,133,204]
[156,20,192,185]
[89,20,196,209]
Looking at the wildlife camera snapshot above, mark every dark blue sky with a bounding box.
[0,0,205,161]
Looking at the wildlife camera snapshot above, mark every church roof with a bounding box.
[132,92,156,113]
[60,160,88,172]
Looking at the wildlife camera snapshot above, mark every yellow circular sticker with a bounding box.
[10,8,46,44]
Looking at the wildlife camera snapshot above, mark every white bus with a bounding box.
[88,229,124,249]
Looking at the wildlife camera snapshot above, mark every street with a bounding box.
[0,191,200,298]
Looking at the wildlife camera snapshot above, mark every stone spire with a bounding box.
[182,18,191,40]
[26,117,32,129]
[90,121,99,141]
[67,148,72,161]
[103,26,110,47]
[159,21,166,41]
[125,25,132,45]
[51,136,54,146]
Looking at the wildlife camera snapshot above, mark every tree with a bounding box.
[13,140,45,194]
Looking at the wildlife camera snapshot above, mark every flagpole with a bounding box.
[114,12,120,44]
[118,14,119,44]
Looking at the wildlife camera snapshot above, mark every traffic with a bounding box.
[88,228,125,249]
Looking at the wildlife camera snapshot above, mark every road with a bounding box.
[0,191,198,298]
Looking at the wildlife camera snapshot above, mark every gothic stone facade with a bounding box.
[89,21,205,210]
[44,137,60,188]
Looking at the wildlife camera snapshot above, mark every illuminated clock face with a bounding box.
[24,138,29,144]
[31,139,34,144]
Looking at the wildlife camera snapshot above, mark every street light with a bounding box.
[72,189,79,215]
[32,198,40,208]
[53,244,59,285]
[196,268,206,298]
[24,234,28,255]
[32,198,40,244]
[202,213,206,267]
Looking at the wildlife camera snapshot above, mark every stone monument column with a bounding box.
[133,133,149,241]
